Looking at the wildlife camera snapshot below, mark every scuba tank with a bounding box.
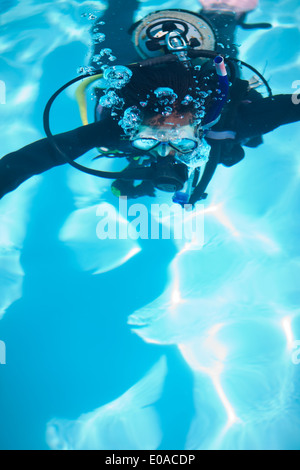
[129,9,216,66]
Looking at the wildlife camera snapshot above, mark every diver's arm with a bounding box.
[0,119,121,200]
[236,94,300,141]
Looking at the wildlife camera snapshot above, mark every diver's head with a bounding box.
[115,62,214,162]
[116,62,216,128]
[103,62,216,194]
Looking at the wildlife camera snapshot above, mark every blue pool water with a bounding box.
[0,0,300,450]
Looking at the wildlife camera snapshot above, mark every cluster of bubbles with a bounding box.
[77,65,96,75]
[154,87,178,105]
[193,90,208,124]
[118,106,143,135]
[92,22,106,45]
[91,21,114,64]
[77,16,143,134]
[77,18,111,75]
[93,32,106,44]
[135,67,214,126]
[78,16,139,132]
[99,90,124,112]
[92,48,116,67]
[190,68,214,124]
[176,139,210,169]
[98,66,136,122]
[103,66,132,89]
[81,12,100,21]
[181,94,193,106]
[153,87,178,116]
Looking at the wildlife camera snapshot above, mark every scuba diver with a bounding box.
[0,0,300,207]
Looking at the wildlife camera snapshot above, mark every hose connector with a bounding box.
[214,55,227,77]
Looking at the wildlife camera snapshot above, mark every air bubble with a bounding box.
[177,140,210,168]
[195,110,205,119]
[93,33,106,43]
[77,66,96,75]
[92,54,102,63]
[99,48,112,57]
[181,95,193,106]
[162,106,173,116]
[98,48,116,62]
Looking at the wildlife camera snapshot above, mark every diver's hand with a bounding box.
[139,181,156,198]
[111,179,156,199]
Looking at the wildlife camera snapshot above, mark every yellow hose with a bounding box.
[75,74,104,125]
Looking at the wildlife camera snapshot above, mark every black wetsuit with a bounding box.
[0,92,299,201]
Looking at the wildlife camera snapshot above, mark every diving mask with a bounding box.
[131,124,209,168]
[131,124,198,154]
[131,136,198,153]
